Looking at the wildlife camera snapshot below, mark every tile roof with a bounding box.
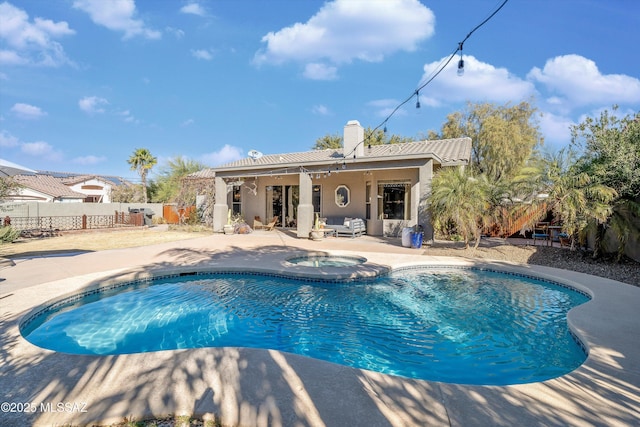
[59,175,113,186]
[201,137,471,176]
[12,174,87,199]
[38,171,133,186]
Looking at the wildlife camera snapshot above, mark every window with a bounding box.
[232,185,242,215]
[378,182,410,220]
[312,185,321,214]
[365,182,371,220]
[335,185,350,207]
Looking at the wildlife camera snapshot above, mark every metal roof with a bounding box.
[198,137,471,177]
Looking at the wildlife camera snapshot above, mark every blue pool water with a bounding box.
[22,268,589,385]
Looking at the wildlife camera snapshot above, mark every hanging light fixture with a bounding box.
[415,90,421,109]
[457,42,464,76]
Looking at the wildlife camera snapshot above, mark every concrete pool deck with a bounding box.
[1,230,639,426]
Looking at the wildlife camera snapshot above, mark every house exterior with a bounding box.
[9,174,87,203]
[59,175,117,203]
[205,120,472,239]
[6,172,131,203]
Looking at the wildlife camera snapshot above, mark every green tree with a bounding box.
[110,183,145,203]
[127,148,157,203]
[435,101,543,181]
[538,149,617,251]
[428,100,544,242]
[311,127,413,150]
[151,156,206,204]
[0,177,21,202]
[428,166,489,249]
[312,133,342,150]
[571,107,640,258]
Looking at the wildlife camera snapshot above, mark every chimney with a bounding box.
[343,120,364,158]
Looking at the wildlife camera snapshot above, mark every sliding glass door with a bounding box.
[266,185,299,227]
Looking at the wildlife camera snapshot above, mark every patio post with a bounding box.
[297,172,314,238]
[212,176,228,232]
[418,160,434,243]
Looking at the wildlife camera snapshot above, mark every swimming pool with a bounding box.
[21,267,589,385]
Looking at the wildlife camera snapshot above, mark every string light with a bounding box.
[229,0,510,179]
[457,42,464,76]
[341,0,509,159]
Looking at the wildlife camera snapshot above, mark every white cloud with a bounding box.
[180,3,206,17]
[181,118,195,127]
[73,155,106,165]
[201,144,243,166]
[72,0,161,40]
[303,63,337,80]
[311,105,331,116]
[0,2,75,67]
[418,55,535,106]
[21,140,62,161]
[0,130,20,147]
[11,103,47,119]
[0,49,27,65]
[117,109,138,124]
[0,130,62,161]
[165,26,185,39]
[254,0,434,76]
[78,96,109,114]
[191,49,213,60]
[527,54,640,108]
[538,112,575,148]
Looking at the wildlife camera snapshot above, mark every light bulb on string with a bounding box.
[457,42,464,76]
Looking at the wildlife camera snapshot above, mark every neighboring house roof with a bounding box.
[59,175,113,186]
[198,138,471,177]
[12,174,87,199]
[37,170,133,186]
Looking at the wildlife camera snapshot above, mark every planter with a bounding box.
[223,224,235,235]
[309,230,324,240]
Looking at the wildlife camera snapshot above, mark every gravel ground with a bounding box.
[424,238,640,288]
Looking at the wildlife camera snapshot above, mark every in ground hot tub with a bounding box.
[286,254,367,267]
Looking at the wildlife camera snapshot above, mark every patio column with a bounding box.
[212,176,228,232]
[418,160,434,243]
[297,172,313,238]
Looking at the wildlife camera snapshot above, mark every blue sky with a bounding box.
[1,0,639,182]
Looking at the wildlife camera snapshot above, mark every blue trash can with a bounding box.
[411,231,424,248]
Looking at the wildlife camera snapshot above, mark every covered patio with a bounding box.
[204,120,471,239]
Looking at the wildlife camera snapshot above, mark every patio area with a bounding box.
[1,230,639,426]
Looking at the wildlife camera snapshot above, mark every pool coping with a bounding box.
[1,240,639,426]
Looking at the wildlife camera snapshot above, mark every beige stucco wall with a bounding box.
[223,167,427,237]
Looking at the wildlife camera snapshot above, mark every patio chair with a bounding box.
[533,222,550,246]
[253,216,265,230]
[264,217,277,231]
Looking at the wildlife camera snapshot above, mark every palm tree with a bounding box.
[428,167,489,249]
[127,148,157,203]
[153,156,206,204]
[540,149,617,250]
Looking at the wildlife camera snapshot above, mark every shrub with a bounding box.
[0,226,19,243]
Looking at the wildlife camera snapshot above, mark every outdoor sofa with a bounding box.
[325,217,366,238]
